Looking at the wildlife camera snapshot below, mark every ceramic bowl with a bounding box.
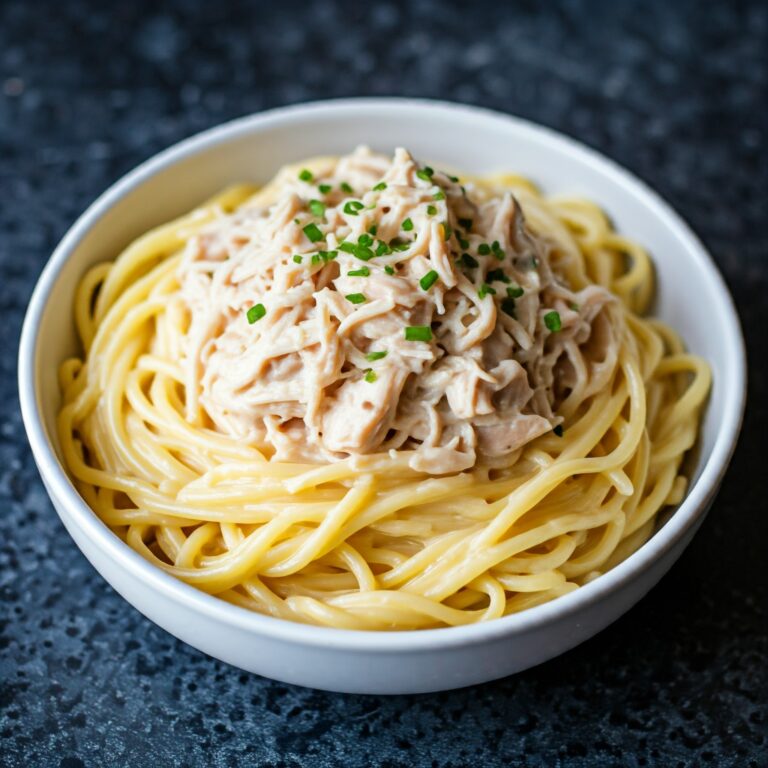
[18,99,746,694]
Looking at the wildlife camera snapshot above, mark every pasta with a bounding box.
[57,148,710,630]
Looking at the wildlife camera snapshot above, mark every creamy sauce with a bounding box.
[177,148,617,473]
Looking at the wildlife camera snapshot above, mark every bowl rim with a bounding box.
[18,97,747,652]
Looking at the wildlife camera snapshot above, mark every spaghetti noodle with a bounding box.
[57,148,710,630]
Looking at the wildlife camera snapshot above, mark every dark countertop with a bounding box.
[1,1,766,766]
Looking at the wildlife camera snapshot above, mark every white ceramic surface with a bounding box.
[18,99,745,694]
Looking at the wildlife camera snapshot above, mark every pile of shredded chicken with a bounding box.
[178,147,619,474]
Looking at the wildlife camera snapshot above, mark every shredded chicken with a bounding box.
[177,147,618,473]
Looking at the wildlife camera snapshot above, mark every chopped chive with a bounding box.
[339,241,357,254]
[458,237,470,250]
[390,241,410,252]
[312,250,336,265]
[373,182,387,191]
[491,240,505,261]
[458,218,473,231]
[416,166,434,181]
[354,246,375,261]
[433,190,446,201]
[375,241,391,257]
[404,325,432,342]
[365,350,388,362]
[384,265,395,275]
[367,224,378,236]
[507,285,524,299]
[340,182,353,194]
[364,369,378,383]
[427,204,437,216]
[318,183,332,194]
[348,267,370,277]
[303,223,324,243]
[358,233,373,246]
[246,303,266,324]
[443,223,452,240]
[292,254,303,264]
[309,199,326,217]
[544,311,562,332]
[486,269,510,284]
[569,301,580,311]
[343,200,364,215]
[448,174,459,182]
[419,270,439,291]
[553,424,564,437]
[345,293,367,305]
[298,169,313,182]
[478,283,496,299]
[501,297,517,317]
[293,218,300,225]
[402,218,414,232]
[478,243,491,256]
[461,253,479,269]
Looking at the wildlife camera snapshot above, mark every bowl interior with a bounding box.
[25,101,743,633]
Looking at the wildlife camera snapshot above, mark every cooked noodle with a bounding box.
[57,148,710,630]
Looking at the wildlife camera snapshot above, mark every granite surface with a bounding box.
[1,1,766,766]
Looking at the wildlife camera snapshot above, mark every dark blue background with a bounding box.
[1,1,766,766]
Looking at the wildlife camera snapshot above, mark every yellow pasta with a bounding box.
[57,165,710,631]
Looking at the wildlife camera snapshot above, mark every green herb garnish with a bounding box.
[402,218,414,232]
[367,224,378,236]
[340,182,353,194]
[416,166,434,181]
[365,350,388,362]
[404,325,432,342]
[544,311,562,332]
[318,183,332,194]
[364,369,378,383]
[507,285,524,299]
[343,201,364,216]
[491,240,505,261]
[433,190,446,201]
[303,223,324,243]
[348,267,370,277]
[345,293,367,305]
[384,265,395,275]
[373,182,387,191]
[478,283,496,299]
[419,270,439,291]
[358,233,373,246]
[246,303,266,324]
[298,169,313,182]
[443,223,452,241]
[308,199,326,217]
[292,254,303,264]
[478,243,491,256]
[427,205,437,216]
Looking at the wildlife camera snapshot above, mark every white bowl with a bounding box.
[18,99,746,694]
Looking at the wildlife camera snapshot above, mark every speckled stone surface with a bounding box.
[1,1,766,766]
